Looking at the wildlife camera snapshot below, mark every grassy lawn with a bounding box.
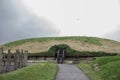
[77,63,103,80]
[77,56,120,80]
[0,62,58,80]
[92,56,120,66]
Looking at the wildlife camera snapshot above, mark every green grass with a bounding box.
[92,56,120,66]
[0,62,58,80]
[77,63,103,80]
[78,56,120,80]
[98,61,120,80]
[3,36,102,47]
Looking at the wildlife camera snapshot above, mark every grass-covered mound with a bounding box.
[29,44,117,57]
[78,56,120,80]
[2,36,120,53]
[4,36,102,47]
[0,62,58,80]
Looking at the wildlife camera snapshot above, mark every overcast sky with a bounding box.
[0,0,120,44]
[0,0,59,44]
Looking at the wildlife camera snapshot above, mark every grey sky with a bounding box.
[21,0,120,42]
[0,0,120,44]
[104,25,120,40]
[0,0,60,44]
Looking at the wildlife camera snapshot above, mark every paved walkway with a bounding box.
[56,64,90,80]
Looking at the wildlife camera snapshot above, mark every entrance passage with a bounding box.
[55,47,66,63]
[56,64,90,80]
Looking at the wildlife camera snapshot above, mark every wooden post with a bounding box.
[6,49,12,72]
[2,49,6,66]
[23,51,25,67]
[19,51,22,68]
[0,47,3,73]
[24,50,28,66]
[21,50,23,67]
[14,50,18,70]
[20,50,24,68]
[17,49,20,69]
[14,49,20,69]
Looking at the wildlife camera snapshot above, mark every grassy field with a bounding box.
[78,63,103,80]
[92,56,120,66]
[2,36,120,53]
[78,56,120,80]
[0,62,58,80]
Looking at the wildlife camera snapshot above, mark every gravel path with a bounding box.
[56,64,90,80]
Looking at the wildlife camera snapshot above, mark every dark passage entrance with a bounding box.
[54,46,66,63]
